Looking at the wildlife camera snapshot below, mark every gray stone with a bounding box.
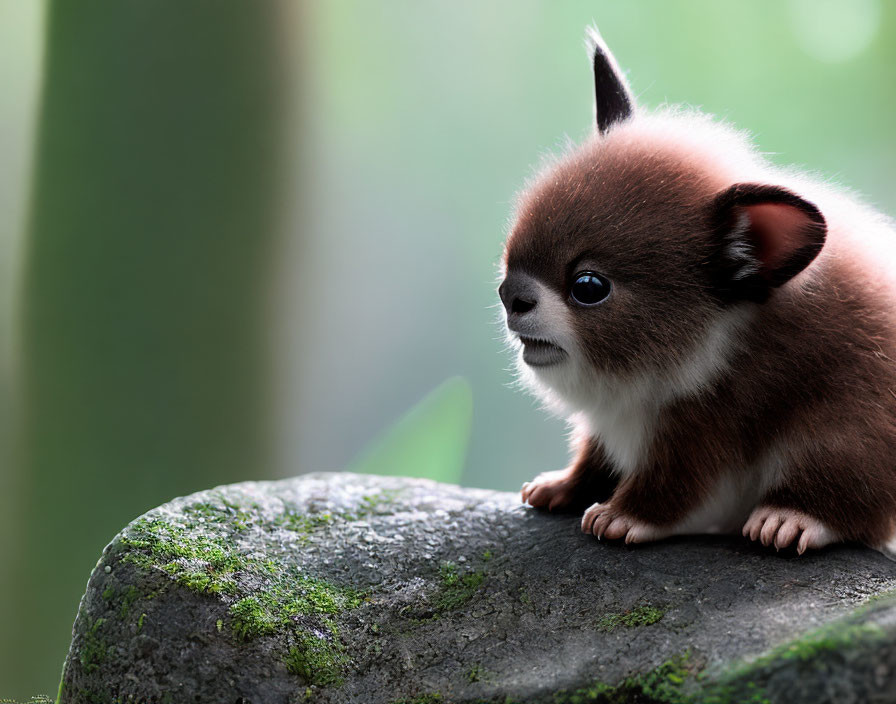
[58,472,896,703]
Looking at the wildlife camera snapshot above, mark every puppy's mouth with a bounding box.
[519,335,567,367]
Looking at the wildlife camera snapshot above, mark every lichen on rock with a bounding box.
[57,473,896,703]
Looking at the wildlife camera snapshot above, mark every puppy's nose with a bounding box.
[499,272,539,316]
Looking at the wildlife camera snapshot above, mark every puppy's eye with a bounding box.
[570,272,611,306]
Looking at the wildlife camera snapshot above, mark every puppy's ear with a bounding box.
[710,183,827,302]
[585,26,634,135]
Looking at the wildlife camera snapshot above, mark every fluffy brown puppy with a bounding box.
[500,28,896,554]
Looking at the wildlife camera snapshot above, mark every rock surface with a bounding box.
[59,472,896,704]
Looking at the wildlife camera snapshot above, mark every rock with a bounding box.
[58,472,896,704]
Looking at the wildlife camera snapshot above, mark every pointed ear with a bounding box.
[710,183,827,302]
[585,26,634,134]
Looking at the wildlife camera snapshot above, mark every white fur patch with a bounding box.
[512,297,755,478]
[665,442,789,536]
[505,280,579,408]
[667,305,756,399]
[570,377,660,479]
[674,471,757,535]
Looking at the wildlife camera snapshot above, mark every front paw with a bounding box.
[581,502,667,544]
[521,468,579,511]
[742,506,838,554]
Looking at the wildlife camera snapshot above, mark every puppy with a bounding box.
[501,28,896,554]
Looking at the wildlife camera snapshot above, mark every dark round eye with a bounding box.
[570,271,611,306]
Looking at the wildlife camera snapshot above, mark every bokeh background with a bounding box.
[2,0,895,696]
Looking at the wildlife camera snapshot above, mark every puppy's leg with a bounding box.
[522,434,617,511]
[581,498,672,543]
[582,460,713,543]
[742,439,896,553]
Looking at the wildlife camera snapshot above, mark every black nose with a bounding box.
[499,272,538,316]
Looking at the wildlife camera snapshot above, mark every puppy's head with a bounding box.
[499,29,827,409]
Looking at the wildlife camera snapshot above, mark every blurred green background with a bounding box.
[2,0,895,696]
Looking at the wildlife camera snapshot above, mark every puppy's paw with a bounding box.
[521,468,581,511]
[742,506,838,554]
[581,502,668,544]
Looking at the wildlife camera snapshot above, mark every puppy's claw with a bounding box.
[581,502,667,544]
[604,517,630,540]
[760,514,783,546]
[774,519,800,550]
[743,507,837,554]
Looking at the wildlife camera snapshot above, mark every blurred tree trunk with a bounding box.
[9,0,290,693]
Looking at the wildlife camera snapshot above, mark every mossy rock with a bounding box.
[58,473,896,703]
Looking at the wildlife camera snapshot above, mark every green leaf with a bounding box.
[347,377,472,484]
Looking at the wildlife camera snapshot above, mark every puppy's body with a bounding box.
[502,33,896,552]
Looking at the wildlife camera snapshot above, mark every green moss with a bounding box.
[597,605,666,632]
[181,489,404,550]
[275,511,334,541]
[702,619,885,704]
[467,663,487,683]
[226,579,362,682]
[227,575,362,640]
[137,612,146,632]
[120,518,244,598]
[230,596,277,640]
[118,585,140,618]
[355,489,403,517]
[721,619,883,677]
[859,586,896,609]
[554,653,697,704]
[764,621,882,663]
[184,499,258,532]
[117,513,365,688]
[284,627,348,687]
[120,517,273,598]
[432,561,486,613]
[551,616,886,704]
[180,488,406,548]
[700,683,770,704]
[277,488,406,534]
[78,618,108,674]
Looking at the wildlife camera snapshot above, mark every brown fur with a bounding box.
[502,33,896,550]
